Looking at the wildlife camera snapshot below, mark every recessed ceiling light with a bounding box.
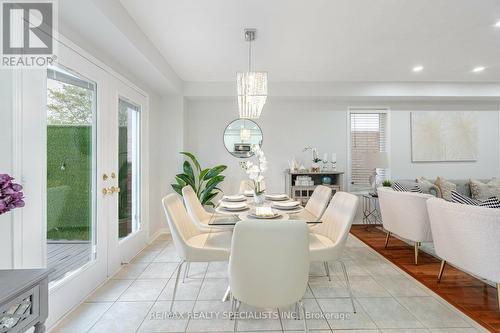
[412,65,424,72]
[472,66,486,73]
[494,21,500,27]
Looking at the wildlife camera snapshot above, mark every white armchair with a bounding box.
[162,194,232,311]
[427,198,500,311]
[229,220,310,332]
[309,191,359,312]
[377,187,434,265]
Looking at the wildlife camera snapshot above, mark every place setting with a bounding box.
[239,206,289,221]
[270,200,303,213]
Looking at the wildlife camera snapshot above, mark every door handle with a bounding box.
[102,186,120,195]
[102,187,112,195]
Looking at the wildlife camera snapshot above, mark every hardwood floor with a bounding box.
[350,225,500,333]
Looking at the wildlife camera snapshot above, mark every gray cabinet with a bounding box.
[285,170,344,205]
[0,269,51,333]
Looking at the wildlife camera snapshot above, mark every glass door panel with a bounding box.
[118,98,141,239]
[46,66,96,283]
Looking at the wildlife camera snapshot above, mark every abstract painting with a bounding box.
[411,111,478,162]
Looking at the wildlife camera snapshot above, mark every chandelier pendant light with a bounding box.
[237,29,268,119]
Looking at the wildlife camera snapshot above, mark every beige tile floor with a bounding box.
[52,234,488,333]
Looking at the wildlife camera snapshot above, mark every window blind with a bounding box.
[350,111,388,191]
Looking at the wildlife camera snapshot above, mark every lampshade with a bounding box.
[364,151,389,169]
[237,71,268,119]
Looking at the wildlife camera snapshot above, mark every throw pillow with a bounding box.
[416,177,441,197]
[451,190,500,209]
[469,178,500,201]
[392,181,423,193]
[434,177,457,201]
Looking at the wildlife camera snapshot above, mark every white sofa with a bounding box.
[377,187,434,265]
[427,197,500,311]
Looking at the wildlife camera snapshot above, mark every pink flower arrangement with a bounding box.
[0,174,25,215]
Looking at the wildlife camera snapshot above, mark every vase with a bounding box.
[253,192,266,206]
[311,162,320,172]
[321,176,332,185]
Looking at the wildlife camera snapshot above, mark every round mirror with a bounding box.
[223,119,263,158]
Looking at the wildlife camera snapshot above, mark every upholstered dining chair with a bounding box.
[309,191,359,313]
[229,220,310,332]
[162,194,232,311]
[305,185,332,219]
[427,197,500,311]
[182,186,231,232]
[238,179,266,194]
[377,187,434,265]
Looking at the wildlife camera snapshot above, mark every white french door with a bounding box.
[107,79,148,276]
[45,40,148,326]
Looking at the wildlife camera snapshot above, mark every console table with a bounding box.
[285,169,344,205]
[0,269,51,333]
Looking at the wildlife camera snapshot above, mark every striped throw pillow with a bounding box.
[392,182,423,193]
[451,190,500,209]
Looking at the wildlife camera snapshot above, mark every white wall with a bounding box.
[390,108,500,180]
[148,95,184,237]
[184,99,348,194]
[184,99,500,194]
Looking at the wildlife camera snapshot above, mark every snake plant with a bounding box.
[171,152,227,207]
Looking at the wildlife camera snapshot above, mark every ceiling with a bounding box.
[120,0,500,82]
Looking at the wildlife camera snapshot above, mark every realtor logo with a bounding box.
[1,0,57,67]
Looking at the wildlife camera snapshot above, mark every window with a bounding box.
[46,66,97,283]
[118,98,141,239]
[349,110,389,191]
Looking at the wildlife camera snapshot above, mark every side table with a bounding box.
[362,193,382,225]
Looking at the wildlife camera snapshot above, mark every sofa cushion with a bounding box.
[451,190,500,209]
[392,181,423,193]
[434,177,457,201]
[469,178,500,201]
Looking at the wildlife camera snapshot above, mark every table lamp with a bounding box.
[364,152,389,194]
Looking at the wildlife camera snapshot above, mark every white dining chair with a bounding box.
[309,191,359,313]
[378,187,434,265]
[162,194,232,311]
[229,220,310,332]
[182,185,231,232]
[238,179,266,194]
[427,197,500,311]
[305,185,332,219]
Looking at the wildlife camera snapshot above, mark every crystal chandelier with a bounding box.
[237,29,268,119]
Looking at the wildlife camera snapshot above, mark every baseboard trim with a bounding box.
[149,227,170,243]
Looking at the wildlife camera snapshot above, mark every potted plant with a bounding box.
[171,152,227,207]
[382,180,392,187]
[240,145,268,206]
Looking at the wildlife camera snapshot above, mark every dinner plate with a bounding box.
[272,200,301,209]
[222,194,247,202]
[272,204,302,211]
[219,202,248,211]
[265,194,289,201]
[247,212,282,219]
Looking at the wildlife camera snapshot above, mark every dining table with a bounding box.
[207,193,322,302]
[208,193,323,226]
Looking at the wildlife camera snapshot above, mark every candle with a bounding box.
[331,153,337,163]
